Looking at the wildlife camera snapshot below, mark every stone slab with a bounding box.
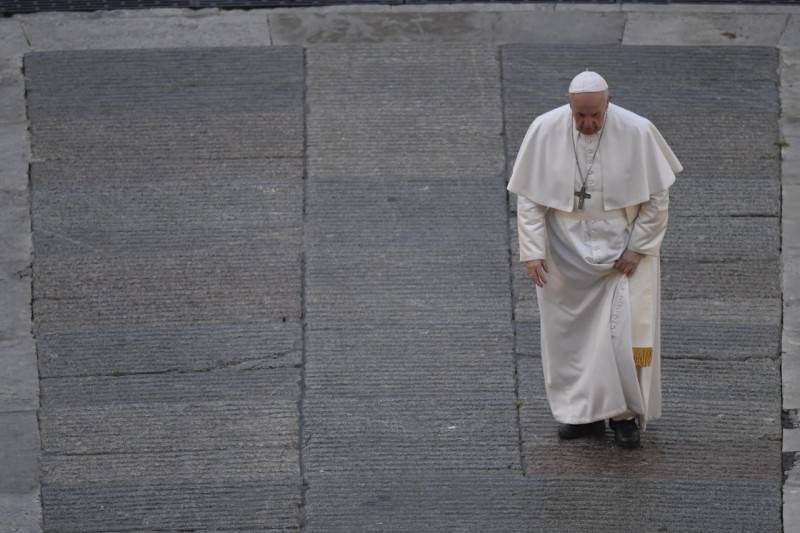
[786,428,800,452]
[39,367,298,453]
[305,469,537,531]
[0,189,31,276]
[779,14,800,50]
[784,324,800,410]
[305,56,517,517]
[0,19,29,59]
[0,491,41,533]
[24,47,303,161]
[269,11,497,44]
[0,336,38,412]
[306,43,504,179]
[662,298,781,361]
[0,275,31,341]
[661,216,779,263]
[0,411,40,493]
[786,450,800,533]
[0,123,29,190]
[493,10,625,45]
[304,176,517,475]
[26,46,306,532]
[269,6,625,46]
[37,320,301,379]
[18,10,270,51]
[623,13,789,46]
[662,260,780,300]
[0,57,25,125]
[40,449,298,532]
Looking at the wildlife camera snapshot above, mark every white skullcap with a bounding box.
[568,70,608,94]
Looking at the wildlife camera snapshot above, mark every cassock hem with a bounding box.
[554,406,641,426]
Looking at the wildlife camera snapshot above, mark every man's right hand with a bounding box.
[525,259,548,287]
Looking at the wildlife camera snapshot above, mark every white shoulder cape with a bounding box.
[507,103,683,211]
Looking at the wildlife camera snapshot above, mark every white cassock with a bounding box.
[507,103,683,431]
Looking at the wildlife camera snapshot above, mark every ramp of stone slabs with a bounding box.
[26,47,305,532]
[302,43,531,529]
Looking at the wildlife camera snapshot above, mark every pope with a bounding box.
[507,70,683,448]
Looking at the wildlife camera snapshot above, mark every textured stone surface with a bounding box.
[623,12,789,47]
[0,275,32,340]
[0,411,40,493]
[270,11,496,44]
[18,10,270,51]
[0,123,30,190]
[0,336,38,411]
[0,56,26,125]
[24,47,303,161]
[28,47,304,532]
[0,18,29,58]
[306,43,504,179]
[304,42,518,529]
[0,491,42,533]
[0,189,31,274]
[780,14,800,50]
[494,10,624,45]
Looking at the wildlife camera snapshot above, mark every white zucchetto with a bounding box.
[568,71,608,94]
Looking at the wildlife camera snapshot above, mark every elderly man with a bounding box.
[507,71,682,449]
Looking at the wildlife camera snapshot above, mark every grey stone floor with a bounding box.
[0,4,798,533]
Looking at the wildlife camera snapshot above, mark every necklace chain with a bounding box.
[571,114,606,192]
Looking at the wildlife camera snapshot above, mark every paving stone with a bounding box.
[305,470,536,531]
[623,13,789,47]
[305,177,510,324]
[0,336,38,411]
[662,298,780,361]
[786,428,800,452]
[0,18,29,58]
[0,274,31,341]
[40,450,298,532]
[0,189,31,275]
[784,323,800,410]
[269,11,497,44]
[779,14,800,50]
[27,47,305,532]
[0,411,40,493]
[18,10,270,51]
[37,370,300,531]
[25,47,303,161]
[306,43,504,179]
[303,176,519,480]
[305,60,516,521]
[662,260,779,300]
[662,216,779,263]
[0,123,30,189]
[0,56,25,125]
[0,491,42,533]
[493,10,624,45]
[787,456,800,533]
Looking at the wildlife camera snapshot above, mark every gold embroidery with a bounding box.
[633,347,653,368]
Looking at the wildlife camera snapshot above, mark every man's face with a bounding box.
[569,91,610,135]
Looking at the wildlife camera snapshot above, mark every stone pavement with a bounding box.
[0,3,797,532]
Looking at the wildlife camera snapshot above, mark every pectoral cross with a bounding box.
[575,185,592,210]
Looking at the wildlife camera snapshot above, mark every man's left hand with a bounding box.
[614,249,644,276]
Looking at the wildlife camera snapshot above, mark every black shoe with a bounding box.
[557,420,605,439]
[609,417,641,448]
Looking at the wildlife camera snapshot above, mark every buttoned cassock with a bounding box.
[509,103,681,430]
